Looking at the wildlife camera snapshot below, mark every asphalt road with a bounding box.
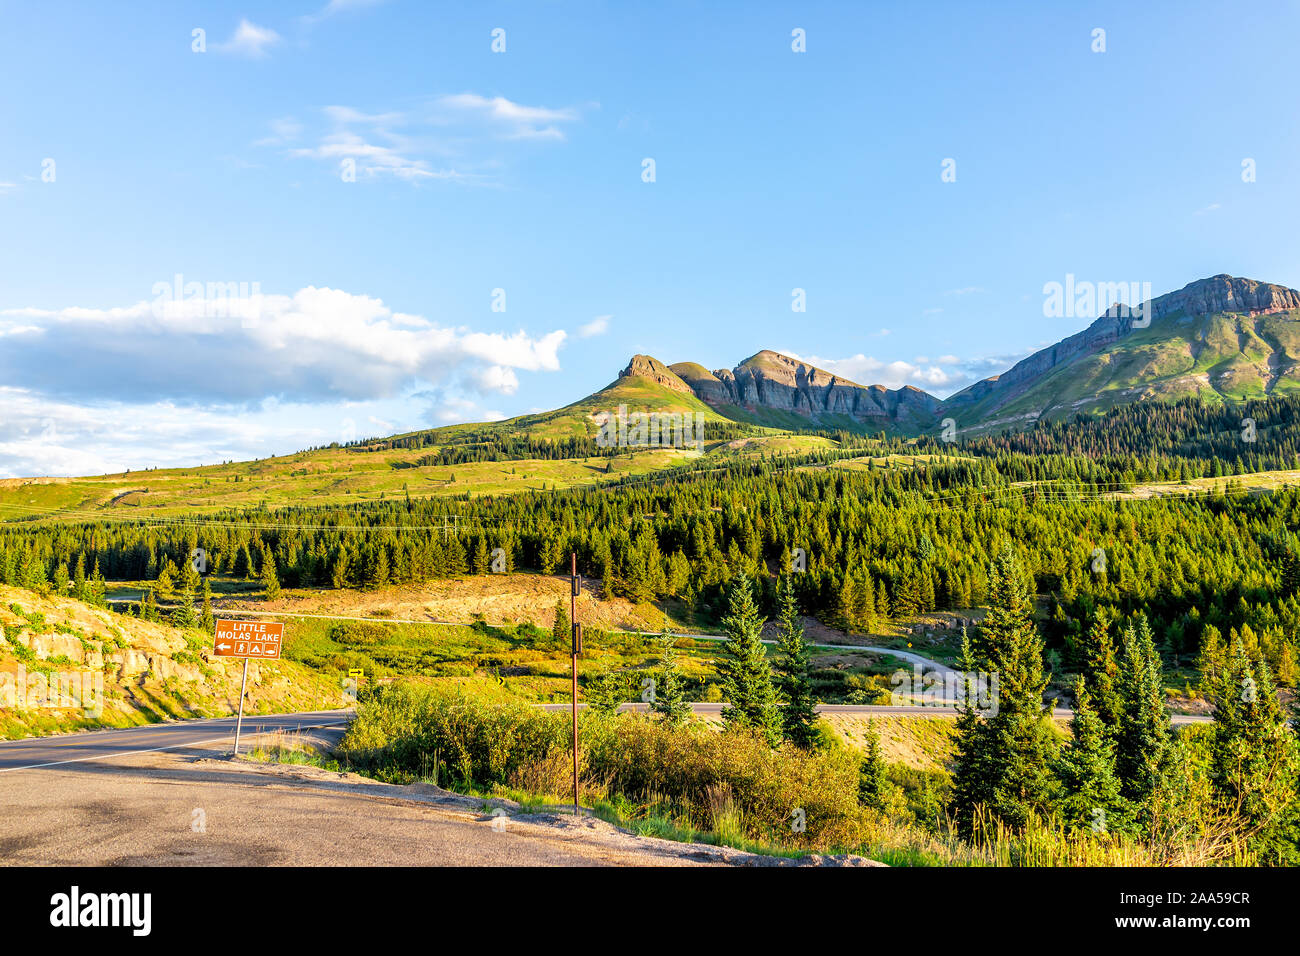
[0,701,1209,866]
[0,710,353,774]
[0,712,771,866]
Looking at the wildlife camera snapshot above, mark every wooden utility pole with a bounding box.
[569,552,582,815]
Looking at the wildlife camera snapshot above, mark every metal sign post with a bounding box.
[232,658,250,756]
[570,552,582,816]
[214,619,284,756]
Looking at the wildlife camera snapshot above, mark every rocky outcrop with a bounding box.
[1156,274,1300,319]
[663,350,940,426]
[618,355,693,394]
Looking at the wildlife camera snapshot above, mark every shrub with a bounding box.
[336,682,868,849]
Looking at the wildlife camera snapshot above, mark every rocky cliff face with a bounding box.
[662,350,941,426]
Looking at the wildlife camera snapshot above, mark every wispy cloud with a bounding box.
[216,19,281,58]
[272,94,585,184]
[437,93,582,141]
[577,315,611,338]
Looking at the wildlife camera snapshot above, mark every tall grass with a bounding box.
[335,682,1249,865]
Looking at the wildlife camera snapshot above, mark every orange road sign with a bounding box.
[214,619,284,660]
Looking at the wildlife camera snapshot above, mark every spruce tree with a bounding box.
[857,720,888,810]
[1056,677,1128,835]
[552,598,571,648]
[949,632,993,834]
[585,671,629,717]
[1114,615,1171,816]
[1079,614,1123,730]
[260,546,281,600]
[716,573,782,746]
[200,578,215,634]
[949,549,1056,833]
[87,561,106,607]
[1209,639,1299,861]
[650,635,691,726]
[773,575,818,748]
[173,578,197,629]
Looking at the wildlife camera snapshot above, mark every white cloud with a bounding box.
[289,129,455,181]
[0,387,358,479]
[578,315,611,338]
[469,365,520,395]
[437,93,582,141]
[0,285,569,476]
[268,95,586,184]
[216,20,281,58]
[784,351,954,391]
[779,347,1038,399]
[0,286,565,407]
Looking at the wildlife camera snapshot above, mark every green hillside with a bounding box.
[949,306,1300,431]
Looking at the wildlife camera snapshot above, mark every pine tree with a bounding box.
[1209,639,1299,861]
[173,577,197,629]
[857,720,888,810]
[949,549,1056,833]
[1282,546,1300,598]
[949,632,993,833]
[1056,677,1128,835]
[200,578,215,634]
[836,573,856,632]
[1079,614,1123,730]
[368,546,390,590]
[773,575,818,748]
[87,560,106,607]
[155,559,176,597]
[260,545,281,600]
[141,588,158,622]
[1196,624,1226,694]
[472,538,490,575]
[585,671,629,717]
[1114,615,1171,816]
[552,598,571,648]
[716,574,782,746]
[651,634,691,726]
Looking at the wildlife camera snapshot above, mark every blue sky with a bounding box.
[2,0,1298,476]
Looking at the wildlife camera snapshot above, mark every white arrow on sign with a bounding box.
[217,642,231,651]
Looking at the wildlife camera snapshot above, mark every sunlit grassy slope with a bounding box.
[0,374,840,522]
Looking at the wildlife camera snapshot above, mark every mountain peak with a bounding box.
[946,272,1300,425]
[1152,274,1300,319]
[668,350,938,427]
[618,354,693,393]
